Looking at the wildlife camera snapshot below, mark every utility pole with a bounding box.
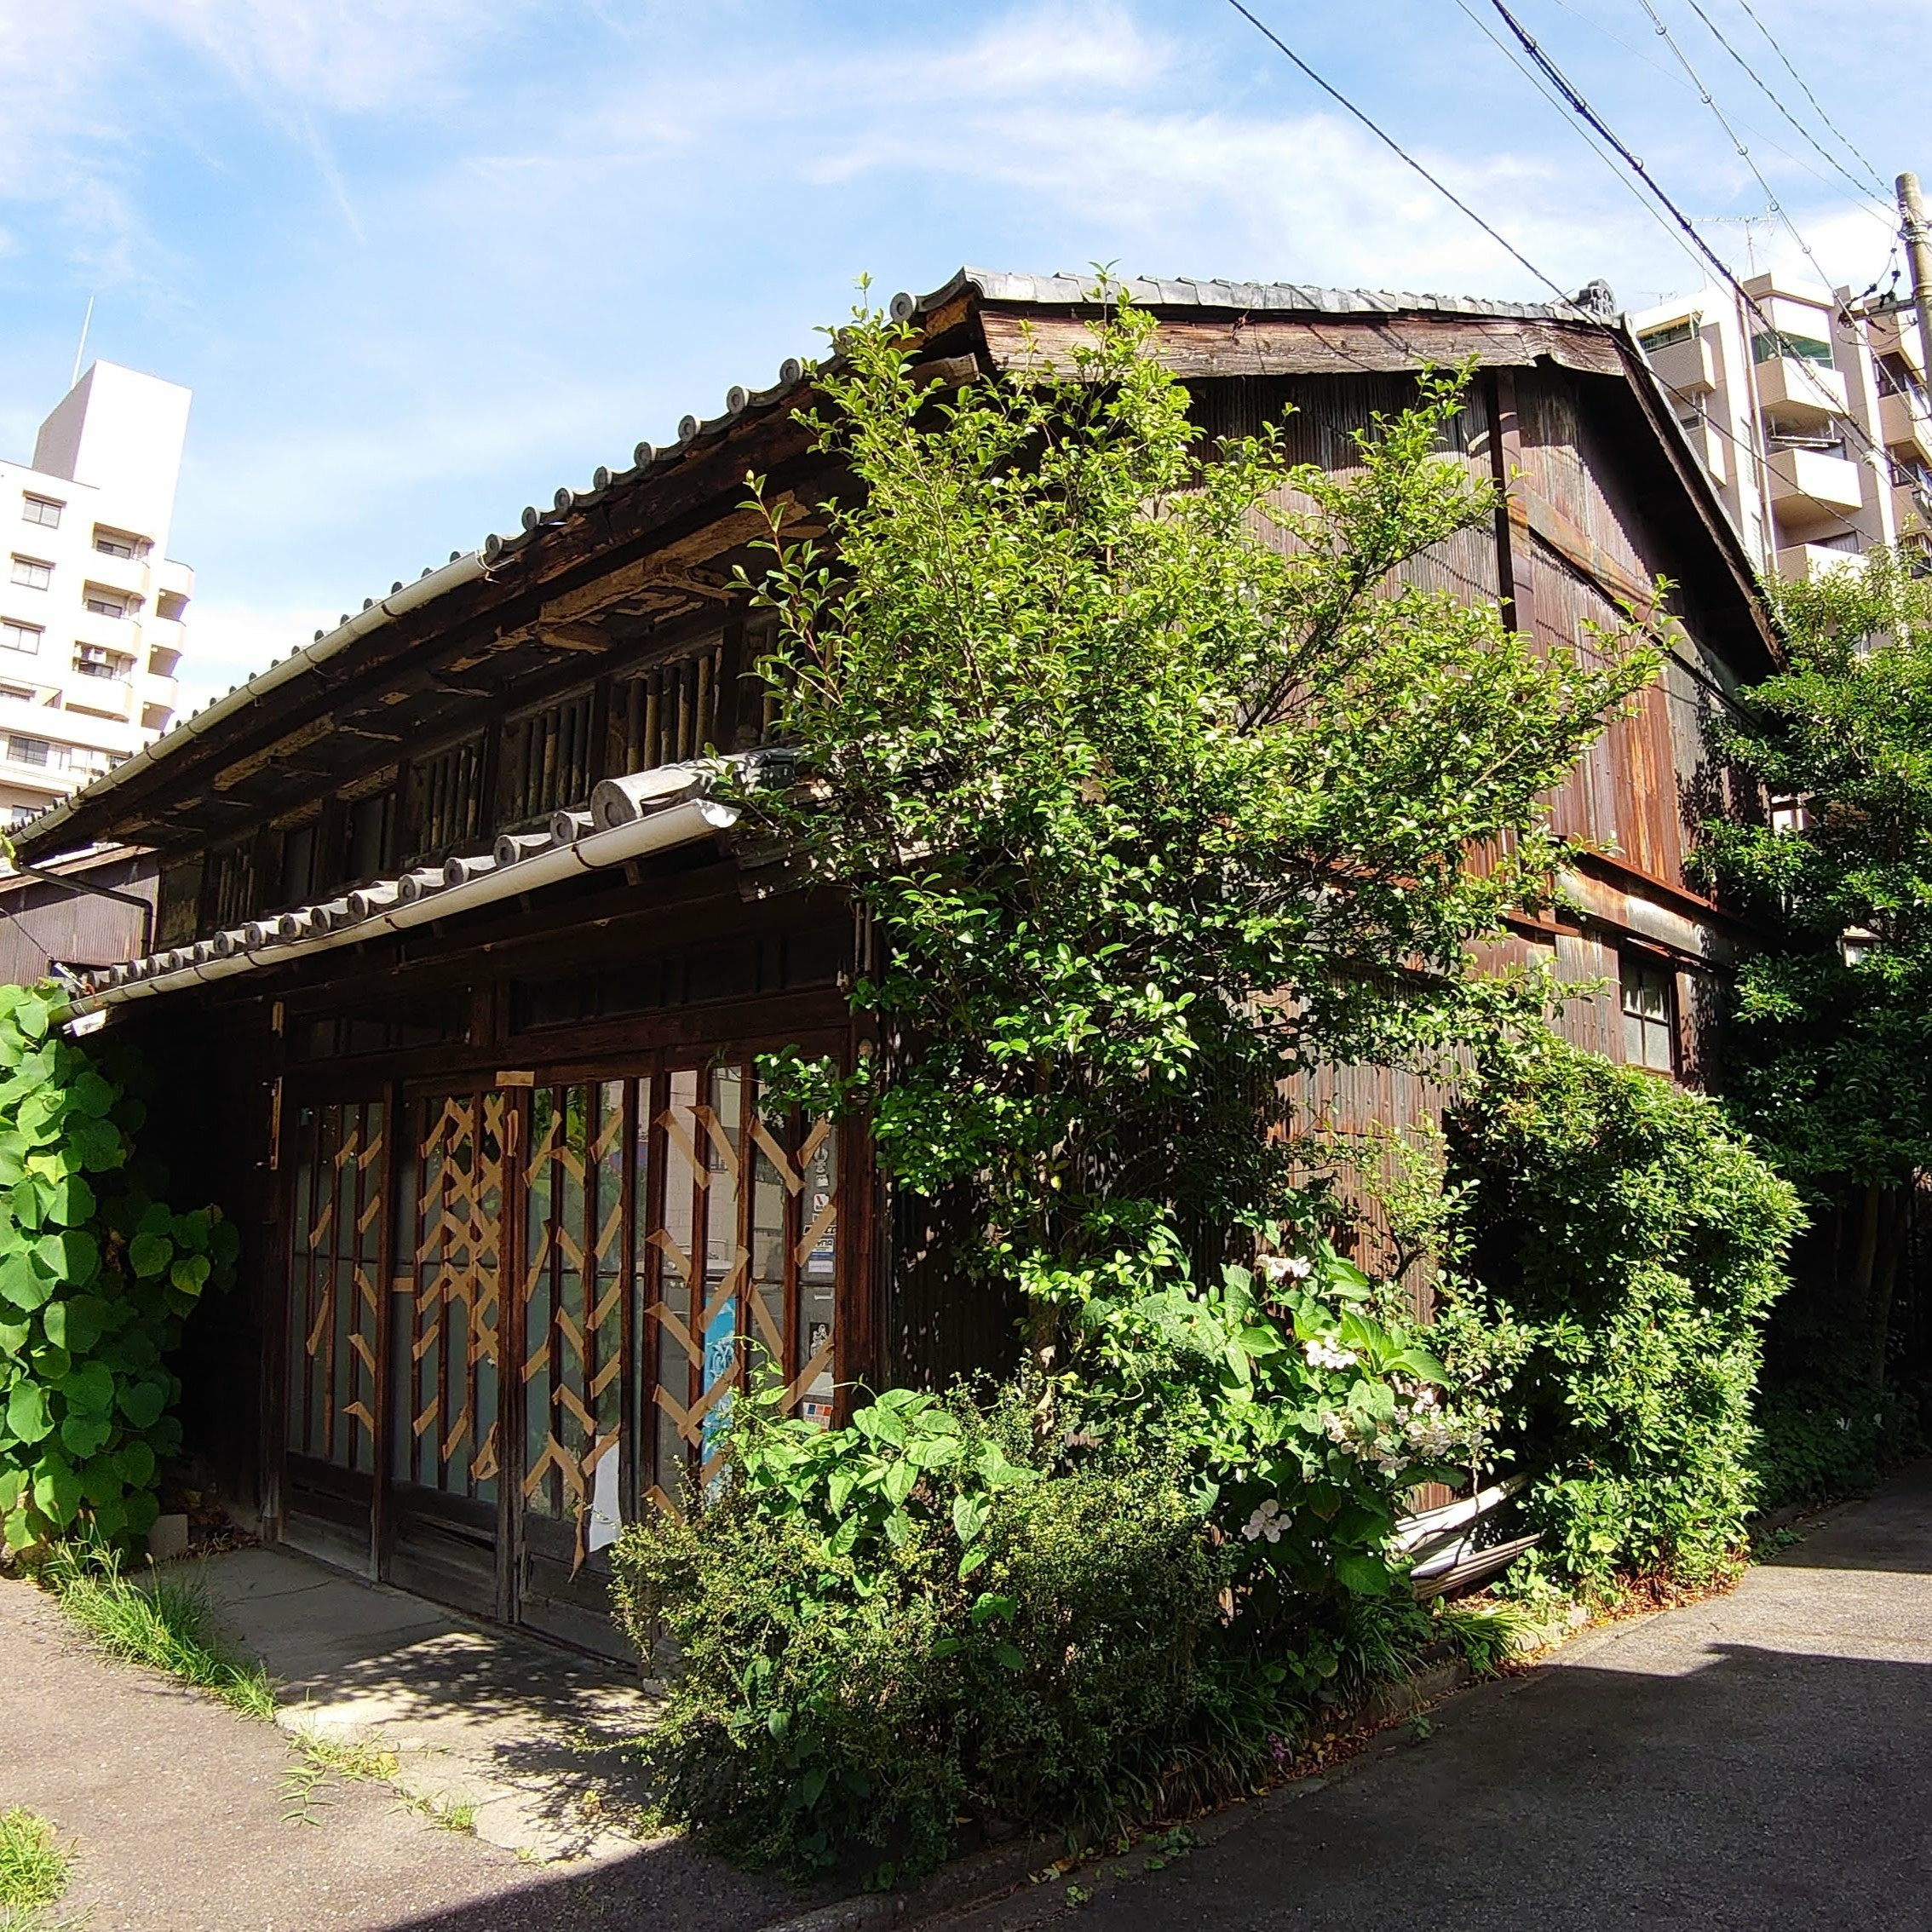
[1898,173,1932,390]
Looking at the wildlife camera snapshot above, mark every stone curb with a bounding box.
[754,1657,1472,1932]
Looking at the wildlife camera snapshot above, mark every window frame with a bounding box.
[9,557,52,591]
[1619,952,1679,1075]
[20,496,61,530]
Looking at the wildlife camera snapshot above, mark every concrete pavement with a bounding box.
[952,1464,1932,1932]
[0,1550,798,1931]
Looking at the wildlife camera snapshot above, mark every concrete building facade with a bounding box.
[0,361,193,826]
[1635,274,1932,580]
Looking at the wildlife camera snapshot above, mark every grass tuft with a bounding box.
[42,1542,279,1720]
[0,1807,71,1927]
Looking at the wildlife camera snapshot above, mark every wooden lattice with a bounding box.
[395,1092,504,1498]
[287,1100,385,1472]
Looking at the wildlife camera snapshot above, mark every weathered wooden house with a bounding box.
[14,271,1775,1650]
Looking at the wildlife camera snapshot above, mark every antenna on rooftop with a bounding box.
[70,296,95,392]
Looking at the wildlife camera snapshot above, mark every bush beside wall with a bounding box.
[1443,1038,1803,1590]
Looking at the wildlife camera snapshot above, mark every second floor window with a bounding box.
[93,529,139,560]
[1621,956,1678,1073]
[84,590,132,620]
[21,496,60,529]
[9,735,51,768]
[0,620,40,655]
[10,558,51,591]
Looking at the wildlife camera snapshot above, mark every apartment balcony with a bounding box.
[1755,354,1849,423]
[1649,331,1717,397]
[82,552,148,601]
[1897,480,1931,540]
[153,556,193,601]
[141,614,184,664]
[62,676,135,725]
[1880,388,1932,466]
[73,607,138,656]
[1775,541,1866,583]
[136,666,179,716]
[1868,311,1925,377]
[1769,446,1865,525]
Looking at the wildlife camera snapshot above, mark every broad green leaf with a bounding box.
[60,1360,115,1413]
[114,1440,155,1487]
[41,1295,106,1354]
[0,1252,53,1313]
[0,1317,26,1354]
[6,1380,51,1444]
[1332,1550,1394,1596]
[37,1229,101,1289]
[60,1410,113,1459]
[44,1174,96,1228]
[170,1255,212,1296]
[128,1231,172,1279]
[118,1378,167,1430]
[124,1487,160,1534]
[32,1458,80,1526]
[67,1070,116,1118]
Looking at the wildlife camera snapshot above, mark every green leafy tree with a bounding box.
[743,292,1658,1368]
[1442,1037,1802,1590]
[0,983,238,1551]
[1696,549,1932,1389]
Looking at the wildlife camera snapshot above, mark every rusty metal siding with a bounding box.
[0,855,154,983]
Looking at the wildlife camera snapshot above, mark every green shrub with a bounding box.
[0,983,238,1554]
[1443,1038,1803,1590]
[613,1244,1476,1882]
[1751,1372,1922,1509]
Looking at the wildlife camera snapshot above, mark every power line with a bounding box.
[1728,0,1888,199]
[1538,0,1886,216]
[1484,0,1914,518]
[1676,0,1889,205]
[1222,0,1575,304]
[1448,3,1880,554]
[1632,0,1860,327]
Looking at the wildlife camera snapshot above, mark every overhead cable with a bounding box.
[1728,0,1889,199]
[1222,0,1575,304]
[1676,0,1889,205]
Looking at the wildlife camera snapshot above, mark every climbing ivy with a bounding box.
[0,983,237,1552]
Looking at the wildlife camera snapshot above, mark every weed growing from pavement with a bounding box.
[0,1807,72,1926]
[42,1543,277,1720]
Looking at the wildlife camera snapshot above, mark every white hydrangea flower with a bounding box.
[1243,1498,1285,1543]
[1258,1253,1314,1283]
[1303,1337,1358,1371]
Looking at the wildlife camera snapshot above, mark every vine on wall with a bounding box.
[0,984,237,1553]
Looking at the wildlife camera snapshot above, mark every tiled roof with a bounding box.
[17,267,1621,854]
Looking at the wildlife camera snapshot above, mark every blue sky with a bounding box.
[0,0,1916,710]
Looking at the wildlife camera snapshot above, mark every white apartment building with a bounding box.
[0,361,192,827]
[1635,273,1932,581]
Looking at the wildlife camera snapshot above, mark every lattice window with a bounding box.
[394,1092,504,1500]
[644,1065,838,1510]
[616,643,723,773]
[521,1082,629,1557]
[502,691,595,825]
[206,845,255,933]
[287,1100,386,1471]
[405,736,486,861]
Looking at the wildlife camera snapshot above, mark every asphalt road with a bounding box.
[969,1464,1932,1932]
